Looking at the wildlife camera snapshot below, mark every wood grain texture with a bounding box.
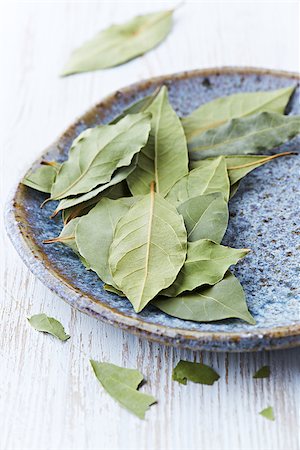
[0,2,299,449]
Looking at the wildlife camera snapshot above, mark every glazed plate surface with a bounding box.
[5,67,300,351]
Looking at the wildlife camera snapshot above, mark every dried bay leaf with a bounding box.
[22,164,58,193]
[109,184,187,312]
[188,112,300,160]
[259,406,275,421]
[153,272,255,324]
[27,313,70,341]
[253,365,270,379]
[190,153,295,199]
[172,360,220,385]
[61,9,174,76]
[229,181,241,199]
[103,284,125,297]
[110,89,159,124]
[127,86,189,197]
[76,197,138,287]
[62,203,94,226]
[44,217,80,253]
[61,181,131,225]
[53,157,137,216]
[90,360,156,419]
[166,156,230,205]
[161,240,249,297]
[225,152,295,185]
[177,193,229,243]
[50,113,151,200]
[182,86,295,141]
[44,218,90,268]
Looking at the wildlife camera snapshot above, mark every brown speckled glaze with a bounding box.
[5,67,300,351]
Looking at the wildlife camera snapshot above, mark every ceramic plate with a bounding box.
[5,67,300,352]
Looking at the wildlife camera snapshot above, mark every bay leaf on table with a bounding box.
[50,113,151,200]
[90,360,156,419]
[109,184,187,312]
[177,192,229,243]
[259,406,275,421]
[188,112,300,160]
[172,360,220,385]
[52,156,137,216]
[75,197,138,287]
[182,86,295,141]
[253,365,270,379]
[22,164,59,193]
[127,86,189,197]
[153,272,255,324]
[27,313,70,341]
[161,240,249,297]
[61,9,174,76]
[166,156,230,205]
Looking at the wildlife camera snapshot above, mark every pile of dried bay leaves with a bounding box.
[23,84,300,324]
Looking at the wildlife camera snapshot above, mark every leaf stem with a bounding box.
[228,151,296,170]
[43,235,74,244]
[136,181,155,311]
[40,197,51,208]
[41,160,60,168]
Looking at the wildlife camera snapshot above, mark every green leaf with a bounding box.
[188,112,300,160]
[166,156,230,204]
[161,240,249,296]
[172,360,220,385]
[127,86,189,197]
[43,218,90,268]
[109,184,187,312]
[61,9,174,76]
[76,197,137,287]
[53,157,137,215]
[27,313,70,341]
[90,360,156,419]
[50,113,151,200]
[62,203,94,226]
[253,365,270,379]
[103,284,126,297]
[61,181,131,224]
[177,193,229,243]
[225,152,295,185]
[22,164,58,193]
[110,90,159,124]
[182,86,295,141]
[259,406,275,421]
[224,152,294,198]
[153,272,255,324]
[229,181,241,199]
[44,217,81,254]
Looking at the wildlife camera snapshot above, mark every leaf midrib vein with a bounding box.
[137,188,155,306]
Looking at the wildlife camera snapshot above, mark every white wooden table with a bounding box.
[1,2,299,449]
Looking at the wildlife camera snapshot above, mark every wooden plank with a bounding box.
[0,2,299,450]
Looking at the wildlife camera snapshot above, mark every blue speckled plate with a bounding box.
[5,67,300,352]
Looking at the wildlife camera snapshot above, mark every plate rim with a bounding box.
[5,66,300,352]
